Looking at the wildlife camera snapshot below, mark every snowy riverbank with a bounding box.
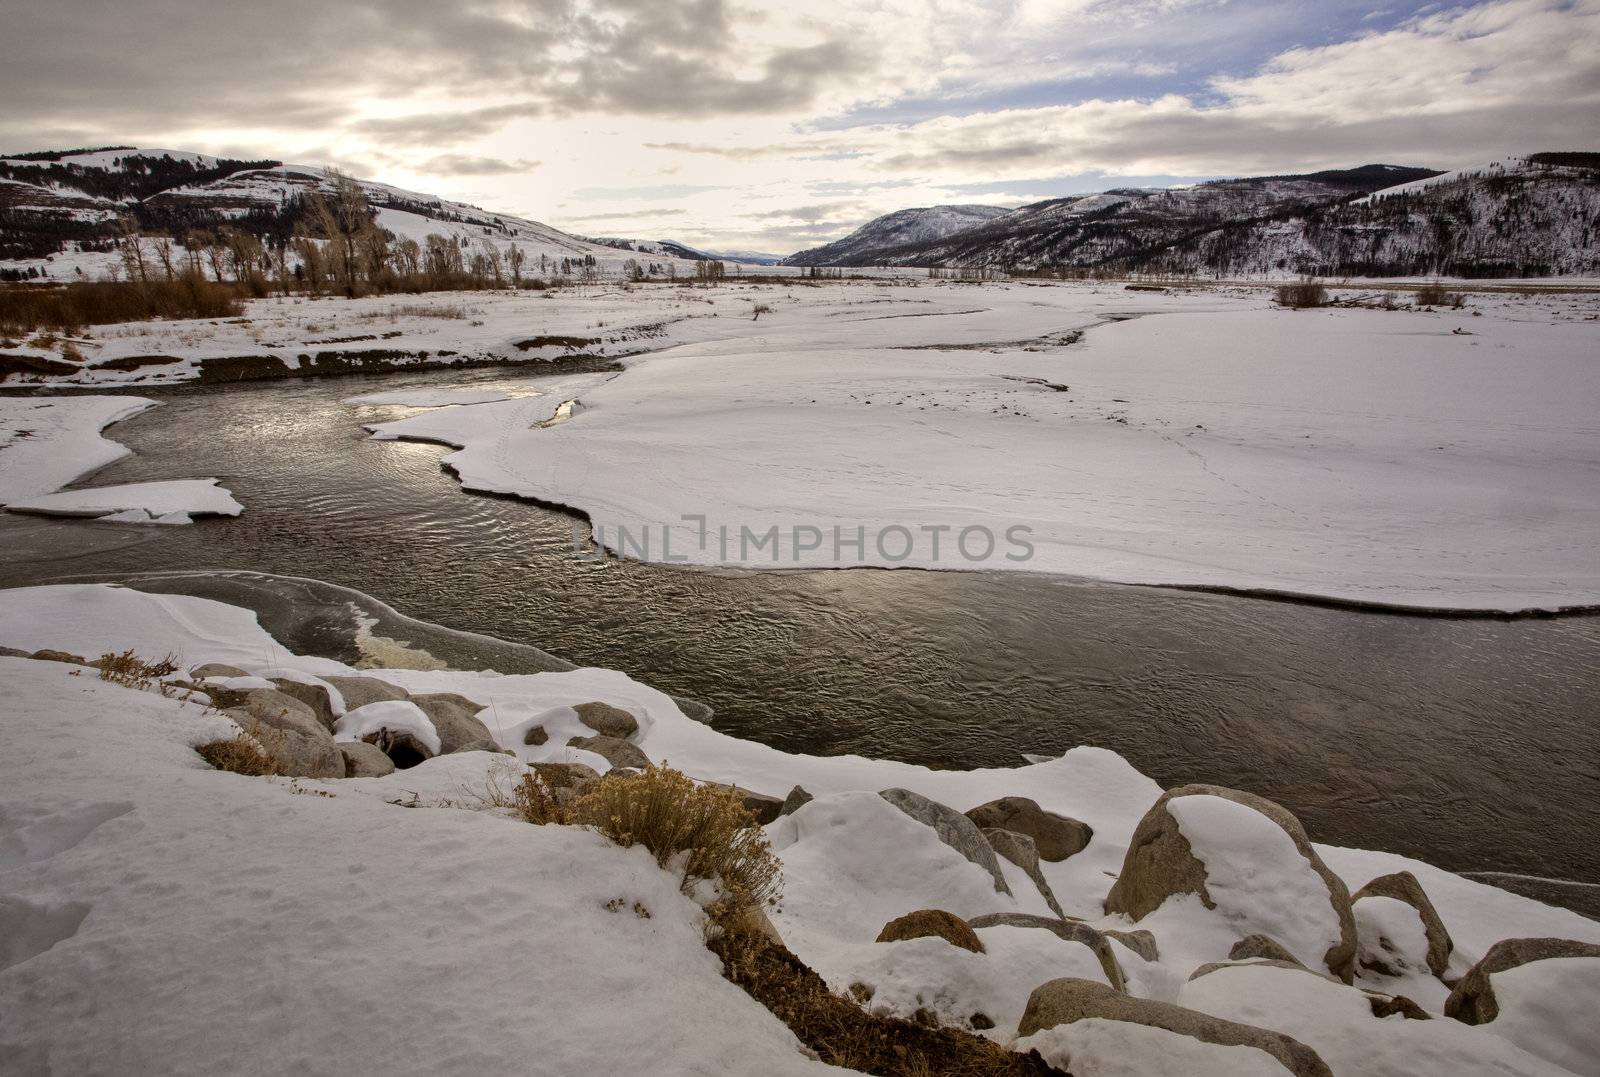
[1,583,1597,1075]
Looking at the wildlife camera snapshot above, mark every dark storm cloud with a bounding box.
[0,0,867,150]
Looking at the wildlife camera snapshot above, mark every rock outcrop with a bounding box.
[965,796,1092,862]
[1445,937,1600,1024]
[880,788,1009,895]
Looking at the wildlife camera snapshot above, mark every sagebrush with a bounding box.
[1274,279,1328,309]
[97,649,180,691]
[571,764,782,908]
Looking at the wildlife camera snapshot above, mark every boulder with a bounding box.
[966,912,1125,991]
[567,735,649,770]
[1105,929,1159,964]
[965,796,1092,862]
[982,827,1066,918]
[0,646,31,659]
[361,728,435,769]
[339,740,396,778]
[523,725,549,746]
[573,701,640,740]
[1018,977,1332,1077]
[706,783,784,825]
[411,693,498,755]
[323,675,409,712]
[190,662,251,680]
[229,688,343,779]
[1352,870,1453,978]
[1104,784,1357,982]
[1366,992,1430,1021]
[1231,935,1307,968]
[780,785,813,816]
[1190,958,1318,982]
[1444,937,1600,1025]
[531,761,602,807]
[877,909,985,954]
[879,788,1010,895]
[269,678,339,731]
[30,648,89,666]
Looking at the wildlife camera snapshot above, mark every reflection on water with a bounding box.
[1,369,1597,914]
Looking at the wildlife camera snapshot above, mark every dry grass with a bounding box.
[1415,282,1466,308]
[195,721,282,777]
[571,764,782,909]
[97,649,180,691]
[0,279,245,332]
[711,925,1065,1076]
[367,303,471,321]
[1274,279,1329,309]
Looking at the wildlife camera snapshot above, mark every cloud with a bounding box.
[416,155,540,176]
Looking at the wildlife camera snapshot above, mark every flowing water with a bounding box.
[2,368,1597,915]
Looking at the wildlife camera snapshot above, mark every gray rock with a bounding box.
[339,740,396,778]
[411,693,498,754]
[523,725,549,746]
[323,675,409,711]
[191,662,251,680]
[269,679,339,731]
[531,761,601,807]
[1105,929,1159,963]
[1191,958,1319,982]
[361,728,435,769]
[567,735,650,770]
[1231,935,1308,968]
[966,912,1125,991]
[705,783,784,825]
[1352,871,1453,979]
[879,788,1010,895]
[1367,993,1431,1020]
[0,646,31,659]
[780,785,814,816]
[31,648,89,666]
[983,828,1066,918]
[1104,784,1357,983]
[573,700,640,740]
[1018,977,1332,1077]
[229,688,342,779]
[966,796,1092,862]
[1445,938,1600,1025]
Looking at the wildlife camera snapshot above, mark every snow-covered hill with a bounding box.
[0,147,700,280]
[790,159,1600,278]
[783,204,1012,266]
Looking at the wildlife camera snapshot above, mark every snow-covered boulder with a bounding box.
[1446,934,1600,1024]
[880,788,1009,895]
[965,796,1092,862]
[967,913,1127,991]
[1352,870,1454,979]
[1182,959,1566,1077]
[268,678,341,731]
[567,734,649,770]
[1017,977,1331,1076]
[228,688,343,779]
[1104,786,1357,981]
[334,700,440,769]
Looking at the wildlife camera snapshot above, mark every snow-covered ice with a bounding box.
[5,478,243,524]
[0,395,155,503]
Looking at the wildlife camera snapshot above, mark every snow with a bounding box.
[2,582,1599,1073]
[333,699,443,755]
[1017,1018,1292,1077]
[0,396,155,503]
[1168,794,1345,972]
[1178,963,1563,1077]
[5,478,243,524]
[1487,956,1600,1074]
[348,281,1600,611]
[0,657,833,1076]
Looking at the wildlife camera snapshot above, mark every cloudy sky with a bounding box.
[4,0,1597,254]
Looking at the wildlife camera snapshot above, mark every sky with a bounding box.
[3,0,1598,255]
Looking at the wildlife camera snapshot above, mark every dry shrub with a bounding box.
[512,771,567,825]
[195,724,281,777]
[1274,279,1328,309]
[1415,282,1466,308]
[97,649,180,691]
[571,764,781,909]
[0,279,244,331]
[711,926,1064,1076]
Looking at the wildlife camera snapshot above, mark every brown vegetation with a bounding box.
[1274,278,1329,309]
[0,279,245,334]
[195,728,281,777]
[96,649,181,691]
